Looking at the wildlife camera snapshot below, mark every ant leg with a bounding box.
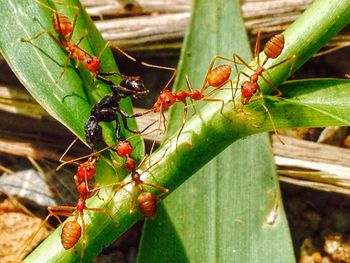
[58,138,79,164]
[48,206,76,218]
[119,109,156,135]
[254,31,262,66]
[265,55,297,79]
[17,213,56,260]
[227,79,237,108]
[125,109,154,119]
[21,30,62,46]
[141,62,176,90]
[85,207,119,228]
[109,43,137,62]
[98,41,109,60]
[232,53,255,72]
[201,97,230,120]
[184,75,200,115]
[248,95,284,144]
[161,110,168,133]
[264,55,296,72]
[74,30,89,51]
[109,43,177,90]
[142,182,169,198]
[175,103,188,148]
[67,5,80,41]
[260,75,281,97]
[56,55,72,82]
[80,213,86,261]
[129,187,138,213]
[260,99,284,144]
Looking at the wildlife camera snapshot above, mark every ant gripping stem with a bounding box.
[19,175,117,261]
[231,32,296,143]
[20,0,97,82]
[132,55,238,138]
[99,148,169,219]
[232,32,296,105]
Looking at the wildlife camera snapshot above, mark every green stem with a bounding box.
[25,0,350,262]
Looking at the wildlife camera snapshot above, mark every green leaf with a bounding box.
[138,0,295,262]
[255,79,350,131]
[0,0,139,146]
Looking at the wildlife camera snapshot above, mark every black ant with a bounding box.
[84,78,158,147]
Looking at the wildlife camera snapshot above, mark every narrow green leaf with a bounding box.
[254,79,350,131]
[0,0,139,146]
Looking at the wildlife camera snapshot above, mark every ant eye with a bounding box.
[166,99,171,104]
[86,59,91,64]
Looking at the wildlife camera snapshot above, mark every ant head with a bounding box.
[77,158,96,181]
[116,140,133,157]
[241,81,258,105]
[120,77,149,99]
[155,90,177,111]
[83,56,101,76]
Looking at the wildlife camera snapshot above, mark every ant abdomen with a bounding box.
[207,64,232,87]
[61,221,81,250]
[264,34,285,59]
[53,13,72,38]
[137,192,157,219]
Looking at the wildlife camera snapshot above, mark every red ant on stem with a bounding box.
[133,55,239,145]
[231,32,296,139]
[21,0,101,83]
[108,149,169,219]
[58,133,167,218]
[21,0,173,90]
[19,157,117,261]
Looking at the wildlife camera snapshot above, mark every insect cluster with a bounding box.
[19,0,297,261]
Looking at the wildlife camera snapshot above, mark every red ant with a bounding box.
[232,32,296,104]
[20,0,101,82]
[231,32,296,138]
[58,135,167,218]
[132,55,238,142]
[19,162,117,261]
[109,150,169,219]
[21,0,172,93]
